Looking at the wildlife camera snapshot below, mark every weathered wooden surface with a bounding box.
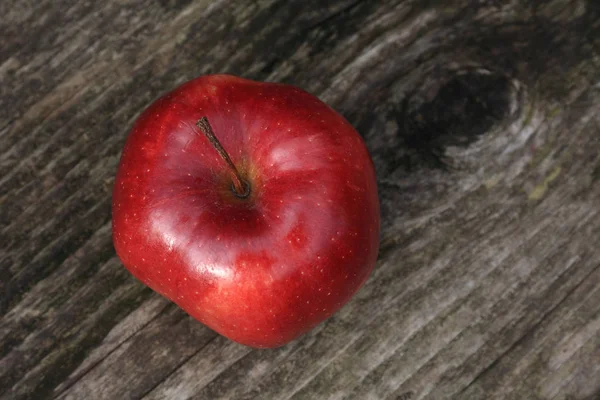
[1,0,600,399]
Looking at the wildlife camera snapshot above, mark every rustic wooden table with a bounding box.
[2,1,600,399]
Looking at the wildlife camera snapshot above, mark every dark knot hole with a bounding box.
[398,71,512,169]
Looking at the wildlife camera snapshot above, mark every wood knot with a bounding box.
[396,69,513,170]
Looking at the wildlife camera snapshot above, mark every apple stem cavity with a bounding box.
[196,117,250,198]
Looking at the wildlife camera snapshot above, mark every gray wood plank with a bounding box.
[1,0,600,399]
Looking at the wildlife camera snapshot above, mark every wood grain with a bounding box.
[1,0,600,399]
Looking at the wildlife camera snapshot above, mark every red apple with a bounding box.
[112,74,379,348]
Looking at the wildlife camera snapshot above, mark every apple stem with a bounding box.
[196,117,250,198]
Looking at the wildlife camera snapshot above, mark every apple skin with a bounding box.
[112,74,380,348]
